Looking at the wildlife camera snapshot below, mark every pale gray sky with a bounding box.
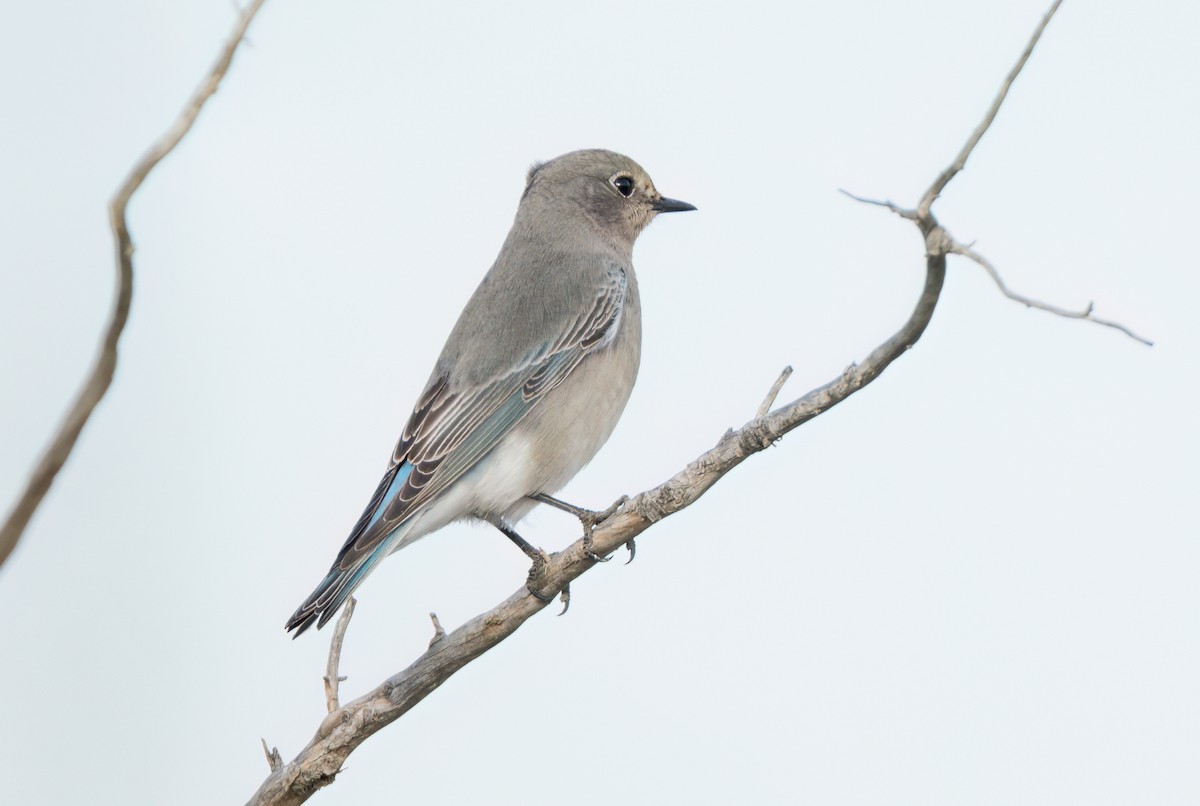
[1,1,1197,804]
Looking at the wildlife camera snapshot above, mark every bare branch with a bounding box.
[756,366,794,419]
[916,0,1063,217]
[322,597,356,713]
[0,0,269,571]
[841,3,1148,347]
[949,242,1153,346]
[837,195,1150,344]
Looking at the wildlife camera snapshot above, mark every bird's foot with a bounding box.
[525,552,570,614]
[588,494,630,527]
[582,530,611,563]
[580,495,628,562]
[491,516,566,607]
[624,537,637,565]
[530,492,629,562]
[525,547,555,602]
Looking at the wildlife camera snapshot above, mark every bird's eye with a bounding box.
[612,175,634,198]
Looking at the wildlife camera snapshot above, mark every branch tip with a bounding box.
[948,241,1153,346]
[917,0,1064,217]
[839,188,918,220]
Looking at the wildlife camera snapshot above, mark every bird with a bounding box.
[286,149,695,636]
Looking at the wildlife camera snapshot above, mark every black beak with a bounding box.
[651,196,697,213]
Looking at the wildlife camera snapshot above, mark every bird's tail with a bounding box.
[285,538,395,637]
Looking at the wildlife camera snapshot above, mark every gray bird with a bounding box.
[286,149,695,636]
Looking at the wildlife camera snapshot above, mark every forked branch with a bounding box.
[841,0,1148,347]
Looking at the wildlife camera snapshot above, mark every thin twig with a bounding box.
[836,189,917,220]
[0,0,269,571]
[917,0,1063,217]
[950,242,1153,345]
[323,597,356,713]
[835,198,1150,343]
[756,366,794,419]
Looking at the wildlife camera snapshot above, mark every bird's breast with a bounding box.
[464,275,641,523]
[520,299,641,492]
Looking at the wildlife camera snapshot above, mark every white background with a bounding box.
[1,1,1196,803]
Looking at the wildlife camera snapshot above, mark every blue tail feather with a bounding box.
[286,462,416,636]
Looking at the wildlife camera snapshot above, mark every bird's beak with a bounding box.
[651,196,697,213]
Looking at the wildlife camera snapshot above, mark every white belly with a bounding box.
[392,308,640,551]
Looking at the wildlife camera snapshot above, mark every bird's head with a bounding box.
[521,149,695,246]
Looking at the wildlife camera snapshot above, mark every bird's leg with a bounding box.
[530,493,629,562]
[492,519,545,564]
[532,492,628,525]
[487,518,557,603]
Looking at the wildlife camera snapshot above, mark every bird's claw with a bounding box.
[525,548,555,602]
[581,494,629,562]
[526,583,554,603]
[583,531,612,563]
[624,538,637,564]
[525,549,570,613]
[592,494,630,526]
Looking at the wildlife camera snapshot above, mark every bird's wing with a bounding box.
[287,265,627,632]
[369,263,628,545]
